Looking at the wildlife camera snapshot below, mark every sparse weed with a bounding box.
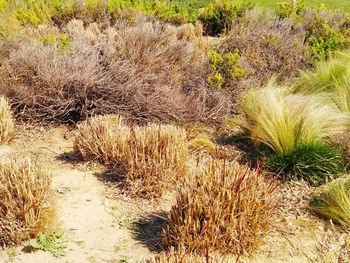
[30,229,67,257]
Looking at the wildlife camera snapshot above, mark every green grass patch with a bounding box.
[265,142,344,186]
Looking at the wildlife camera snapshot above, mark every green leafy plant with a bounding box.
[311,175,350,227]
[276,0,306,19]
[208,49,247,88]
[30,229,67,257]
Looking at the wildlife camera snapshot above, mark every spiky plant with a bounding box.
[0,96,14,143]
[163,159,278,256]
[124,123,189,198]
[311,174,350,227]
[74,115,189,198]
[73,114,131,164]
[0,160,54,245]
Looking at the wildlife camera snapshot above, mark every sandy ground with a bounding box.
[0,125,348,263]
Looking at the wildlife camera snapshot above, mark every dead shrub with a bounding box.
[0,96,14,143]
[0,160,54,245]
[73,115,130,164]
[0,19,230,124]
[163,159,278,256]
[74,115,189,198]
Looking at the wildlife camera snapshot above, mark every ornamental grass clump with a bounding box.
[163,159,278,256]
[311,175,350,227]
[295,51,350,114]
[0,96,14,144]
[241,81,348,185]
[0,160,54,245]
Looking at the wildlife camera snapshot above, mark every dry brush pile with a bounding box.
[0,18,229,124]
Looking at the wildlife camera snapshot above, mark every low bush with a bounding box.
[241,81,348,184]
[310,175,350,227]
[219,11,311,90]
[0,96,14,143]
[0,19,229,123]
[0,160,54,245]
[163,159,278,255]
[74,115,189,198]
[198,0,253,35]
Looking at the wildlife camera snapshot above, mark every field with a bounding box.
[255,0,350,9]
[1,0,350,262]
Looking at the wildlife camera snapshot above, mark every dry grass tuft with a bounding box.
[124,123,189,197]
[0,96,14,144]
[0,160,54,245]
[74,115,189,198]
[73,115,130,164]
[163,159,278,256]
[143,247,219,263]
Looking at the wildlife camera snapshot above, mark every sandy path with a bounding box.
[0,126,152,263]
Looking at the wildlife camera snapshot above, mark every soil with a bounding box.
[0,125,349,263]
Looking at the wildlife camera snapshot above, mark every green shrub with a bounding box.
[199,0,253,35]
[276,0,306,19]
[302,9,350,62]
[207,49,247,88]
[311,175,350,227]
[266,142,344,186]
